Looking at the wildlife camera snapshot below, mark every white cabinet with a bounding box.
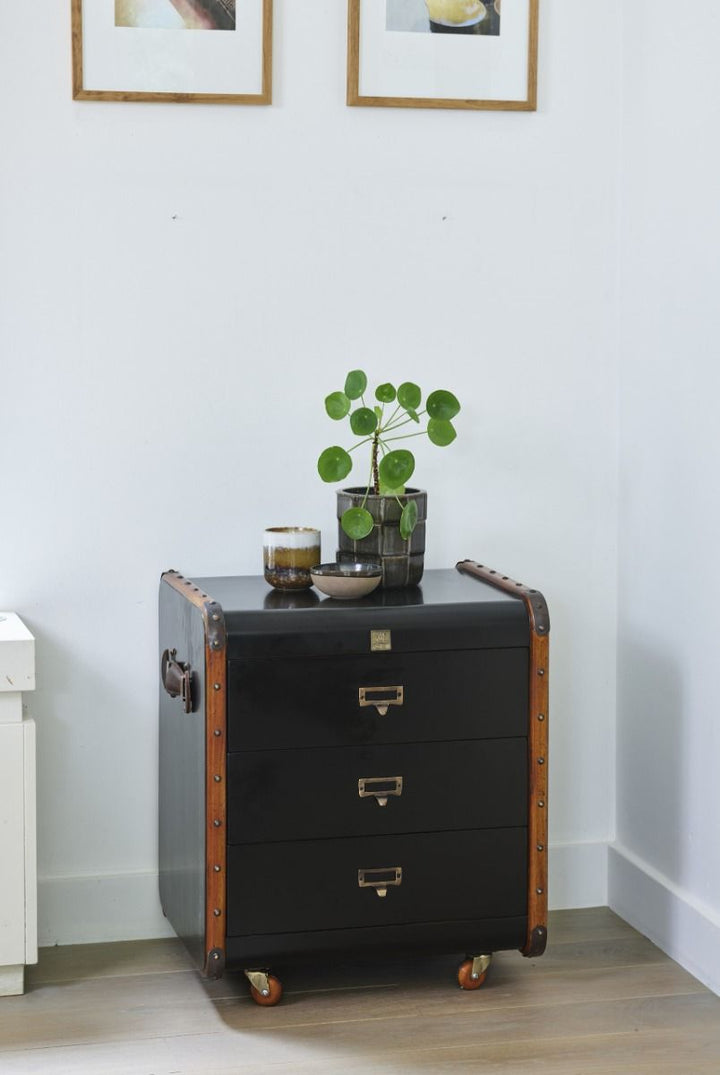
[0,614,37,996]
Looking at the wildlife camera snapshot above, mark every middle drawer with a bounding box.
[227,738,527,844]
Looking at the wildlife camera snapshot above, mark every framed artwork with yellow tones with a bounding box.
[72,0,272,103]
[348,0,538,111]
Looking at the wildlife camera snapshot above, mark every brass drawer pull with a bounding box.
[358,866,402,899]
[358,685,404,717]
[358,776,403,807]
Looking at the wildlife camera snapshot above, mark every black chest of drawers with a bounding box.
[158,560,549,1003]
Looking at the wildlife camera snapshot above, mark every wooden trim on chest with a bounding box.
[456,559,549,958]
[161,570,227,977]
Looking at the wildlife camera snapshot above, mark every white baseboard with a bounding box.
[609,842,720,997]
[549,840,608,909]
[38,871,175,947]
[37,842,609,947]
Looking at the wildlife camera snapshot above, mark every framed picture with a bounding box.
[347,0,538,111]
[71,0,272,103]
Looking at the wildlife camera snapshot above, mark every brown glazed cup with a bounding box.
[263,527,321,590]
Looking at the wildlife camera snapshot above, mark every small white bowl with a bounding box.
[310,562,382,600]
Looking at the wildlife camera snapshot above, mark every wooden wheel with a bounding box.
[458,958,489,990]
[249,974,283,1006]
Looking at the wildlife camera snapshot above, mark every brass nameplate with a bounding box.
[370,629,392,652]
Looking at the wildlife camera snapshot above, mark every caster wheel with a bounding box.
[249,974,283,1007]
[458,958,489,990]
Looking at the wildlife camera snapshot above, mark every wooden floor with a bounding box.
[1,908,719,1073]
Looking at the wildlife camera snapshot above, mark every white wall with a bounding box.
[0,2,619,943]
[610,2,720,995]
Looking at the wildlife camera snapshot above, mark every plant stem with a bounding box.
[349,436,373,452]
[383,431,428,442]
[383,404,401,429]
[361,456,374,509]
[383,409,427,433]
[371,432,380,494]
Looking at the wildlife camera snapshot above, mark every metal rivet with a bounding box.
[538,626,546,633]
[213,683,222,691]
[536,888,543,895]
[212,613,220,621]
[213,908,221,917]
[538,757,545,765]
[214,729,222,737]
[212,641,222,649]
[214,775,222,783]
[537,844,545,852]
[537,927,545,934]
[537,669,545,676]
[214,865,221,872]
[212,951,220,959]
[538,714,545,721]
[471,972,479,980]
[538,800,545,808]
[213,819,222,827]
[261,988,270,997]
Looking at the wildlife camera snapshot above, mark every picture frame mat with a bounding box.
[348,0,538,111]
[72,0,273,103]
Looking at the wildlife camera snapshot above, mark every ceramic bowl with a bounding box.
[310,562,383,600]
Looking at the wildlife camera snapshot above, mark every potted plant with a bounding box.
[317,370,461,588]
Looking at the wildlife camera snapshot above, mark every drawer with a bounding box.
[227,828,527,936]
[227,649,528,751]
[227,739,527,844]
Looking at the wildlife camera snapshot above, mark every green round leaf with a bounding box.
[325,391,351,420]
[379,449,415,489]
[341,507,374,540]
[344,369,367,400]
[399,499,418,541]
[317,446,352,483]
[398,382,422,410]
[374,405,383,421]
[350,407,378,436]
[379,482,405,497]
[427,418,457,446]
[427,389,460,421]
[375,383,396,403]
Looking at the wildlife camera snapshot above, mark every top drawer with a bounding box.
[227,648,528,751]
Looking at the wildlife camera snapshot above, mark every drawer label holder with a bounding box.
[358,775,403,807]
[358,685,404,717]
[358,866,403,899]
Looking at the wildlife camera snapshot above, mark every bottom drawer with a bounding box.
[228,829,527,936]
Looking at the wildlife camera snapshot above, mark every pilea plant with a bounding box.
[317,370,461,540]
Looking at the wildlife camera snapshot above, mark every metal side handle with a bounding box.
[358,866,402,899]
[161,648,193,714]
[358,685,404,717]
[358,776,403,807]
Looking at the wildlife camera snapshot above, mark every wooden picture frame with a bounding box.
[347,0,538,111]
[72,0,272,104]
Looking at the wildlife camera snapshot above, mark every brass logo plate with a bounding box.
[370,630,392,652]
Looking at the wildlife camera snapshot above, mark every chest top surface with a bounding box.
[191,568,530,657]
